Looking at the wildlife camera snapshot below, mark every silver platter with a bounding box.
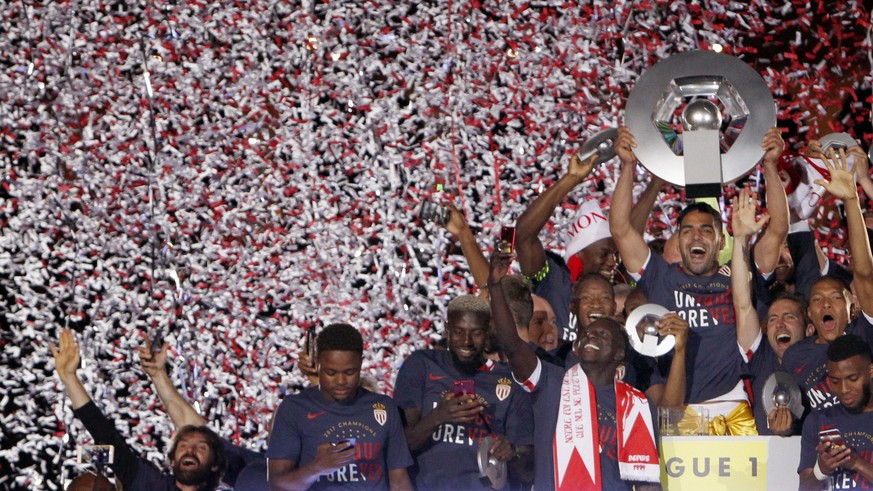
[761,371,803,419]
[576,128,619,166]
[624,303,675,357]
[477,436,508,489]
[819,132,858,153]
[626,51,776,186]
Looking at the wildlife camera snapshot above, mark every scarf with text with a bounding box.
[553,364,660,490]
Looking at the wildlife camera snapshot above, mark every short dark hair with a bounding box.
[570,272,615,315]
[500,275,534,328]
[768,292,811,327]
[168,425,226,487]
[827,334,872,363]
[677,202,722,231]
[811,275,851,294]
[317,323,364,354]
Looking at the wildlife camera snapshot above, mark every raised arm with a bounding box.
[441,203,489,291]
[752,128,788,274]
[488,248,539,381]
[629,174,666,235]
[732,188,770,351]
[816,148,873,315]
[515,151,596,277]
[849,144,873,200]
[654,313,689,408]
[139,338,207,428]
[51,329,91,409]
[610,127,650,274]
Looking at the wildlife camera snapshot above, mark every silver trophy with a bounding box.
[576,128,620,166]
[624,304,675,357]
[626,51,776,198]
[761,371,803,419]
[477,436,508,489]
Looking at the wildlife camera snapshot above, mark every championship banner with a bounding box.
[660,436,799,490]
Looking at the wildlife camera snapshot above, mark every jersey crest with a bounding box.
[373,402,387,426]
[496,377,512,401]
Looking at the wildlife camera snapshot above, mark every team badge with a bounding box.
[373,402,387,426]
[495,378,512,401]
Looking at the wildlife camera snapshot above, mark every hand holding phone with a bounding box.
[453,379,475,398]
[498,226,516,254]
[819,428,846,448]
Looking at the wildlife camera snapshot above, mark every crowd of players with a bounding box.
[54,126,873,490]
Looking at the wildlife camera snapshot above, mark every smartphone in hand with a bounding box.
[453,379,475,398]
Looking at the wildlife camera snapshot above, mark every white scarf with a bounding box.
[553,364,660,490]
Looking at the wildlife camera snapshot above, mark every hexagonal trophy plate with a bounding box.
[626,51,776,186]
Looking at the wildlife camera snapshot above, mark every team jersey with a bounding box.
[523,359,658,491]
[782,315,873,411]
[531,251,574,341]
[799,404,873,489]
[746,340,803,435]
[393,349,533,490]
[266,387,412,490]
[635,252,745,403]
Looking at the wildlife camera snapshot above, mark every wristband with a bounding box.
[522,262,549,284]
[813,461,829,481]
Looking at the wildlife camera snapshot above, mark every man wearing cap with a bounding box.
[515,148,664,341]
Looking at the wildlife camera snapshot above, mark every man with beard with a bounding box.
[267,323,413,490]
[138,338,268,490]
[515,147,665,341]
[732,188,814,435]
[782,149,873,412]
[798,335,873,490]
[394,295,534,490]
[610,126,788,433]
[488,251,663,490]
[52,329,227,491]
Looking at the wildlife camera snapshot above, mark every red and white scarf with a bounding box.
[553,364,660,490]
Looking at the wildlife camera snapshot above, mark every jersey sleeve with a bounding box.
[393,352,426,410]
[503,389,534,445]
[265,398,302,463]
[384,401,415,470]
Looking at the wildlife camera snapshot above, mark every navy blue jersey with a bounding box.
[393,349,533,490]
[266,387,412,490]
[531,251,573,341]
[524,360,658,491]
[782,315,873,411]
[800,404,873,489]
[637,253,745,403]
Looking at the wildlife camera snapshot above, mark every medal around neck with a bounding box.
[626,50,775,197]
[576,128,619,166]
[624,304,675,357]
[477,436,508,489]
[762,371,804,419]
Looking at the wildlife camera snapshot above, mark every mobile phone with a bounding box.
[304,326,317,361]
[819,428,845,448]
[499,226,516,254]
[335,438,357,448]
[77,445,115,465]
[453,379,475,398]
[419,200,451,226]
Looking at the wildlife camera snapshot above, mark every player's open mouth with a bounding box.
[775,333,791,345]
[690,246,706,258]
[582,343,600,351]
[181,456,199,468]
[587,313,605,321]
[822,314,836,330]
